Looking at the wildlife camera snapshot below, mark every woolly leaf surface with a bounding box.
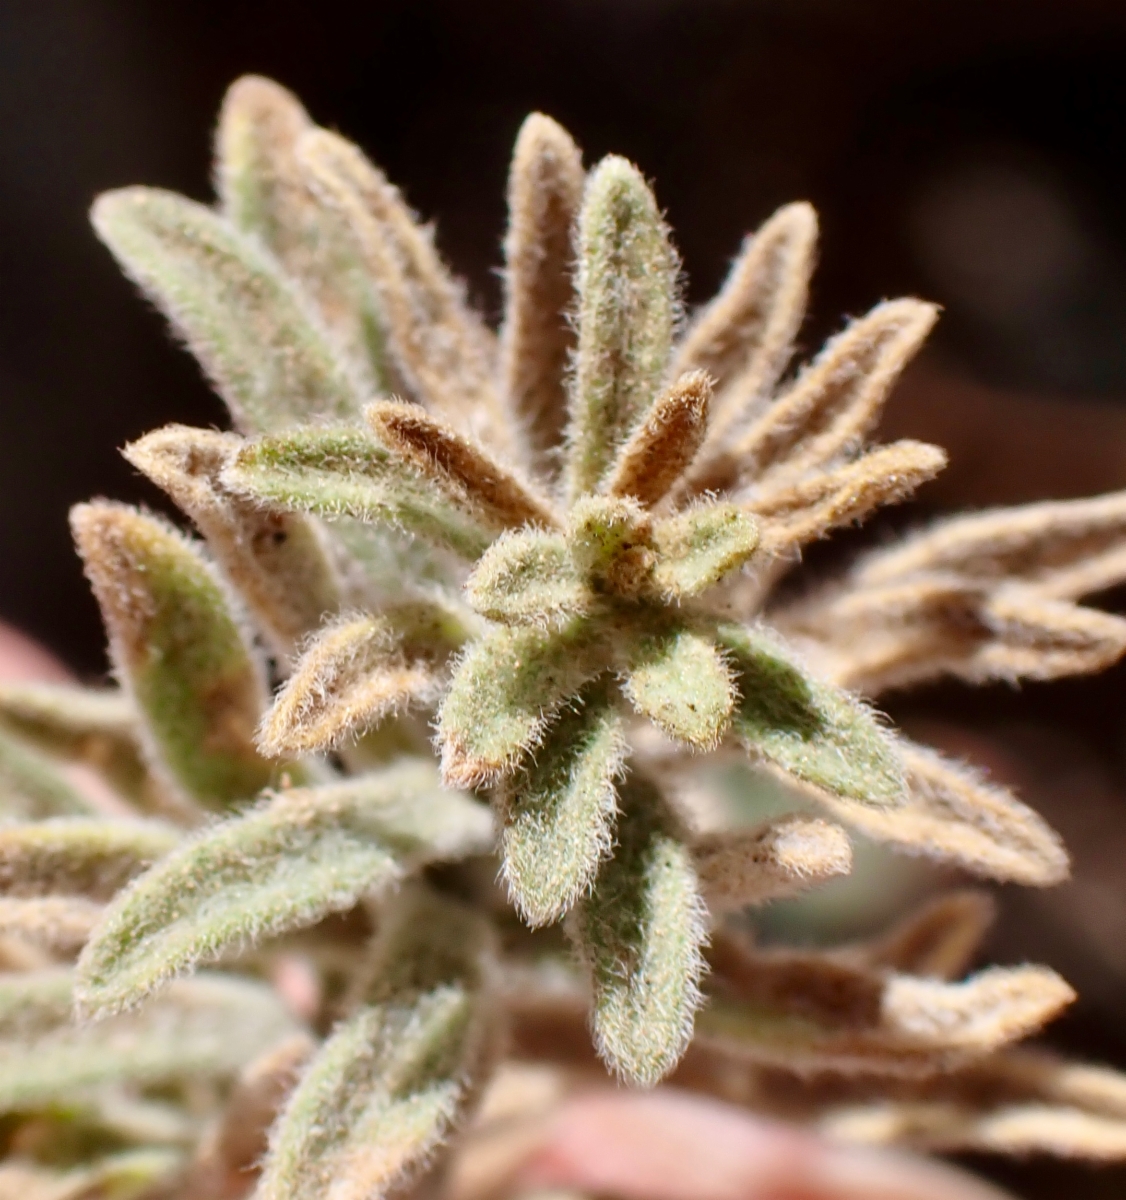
[0,973,299,1112]
[499,685,626,926]
[575,777,706,1085]
[622,626,736,748]
[0,725,100,820]
[649,505,759,600]
[715,622,904,806]
[91,188,360,431]
[465,530,590,626]
[224,426,495,559]
[260,888,494,1200]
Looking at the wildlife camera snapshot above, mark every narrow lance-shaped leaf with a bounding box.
[439,623,607,788]
[71,503,281,811]
[76,762,492,1018]
[500,113,584,474]
[295,127,514,457]
[215,75,390,393]
[714,621,905,806]
[0,724,100,819]
[0,817,180,900]
[125,425,342,664]
[258,614,441,757]
[856,890,997,980]
[91,188,361,431]
[566,156,679,500]
[0,973,300,1112]
[604,371,712,508]
[223,426,495,560]
[499,683,627,926]
[693,816,853,913]
[621,626,736,750]
[260,886,497,1200]
[365,400,559,531]
[0,896,103,953]
[675,202,818,491]
[573,776,707,1085]
[0,682,154,810]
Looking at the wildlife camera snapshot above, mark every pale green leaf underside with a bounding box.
[224,426,495,559]
[91,188,361,432]
[0,973,299,1112]
[576,778,705,1085]
[439,624,606,786]
[500,686,626,927]
[650,505,759,599]
[76,763,492,1017]
[715,622,905,806]
[623,626,735,748]
[465,529,590,626]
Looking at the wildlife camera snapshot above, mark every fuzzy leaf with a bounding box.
[856,890,997,980]
[366,400,558,531]
[258,614,441,756]
[622,627,736,749]
[574,777,706,1085]
[715,622,905,806]
[814,740,1068,886]
[76,762,492,1017]
[91,188,360,431]
[675,203,818,490]
[566,156,679,500]
[0,817,180,900]
[0,725,99,819]
[648,505,760,600]
[499,684,626,926]
[0,683,153,810]
[223,426,495,559]
[465,529,590,626]
[124,424,342,663]
[439,624,606,788]
[294,128,515,458]
[566,494,657,598]
[500,113,584,473]
[71,503,280,811]
[260,887,495,1200]
[693,816,853,912]
[216,75,390,393]
[604,371,712,508]
[0,973,299,1112]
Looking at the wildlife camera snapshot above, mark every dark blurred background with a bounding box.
[6,2,1126,1193]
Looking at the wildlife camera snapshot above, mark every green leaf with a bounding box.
[0,817,180,900]
[714,622,905,806]
[438,623,606,788]
[622,626,736,749]
[223,426,495,559]
[0,972,300,1112]
[0,1150,184,1200]
[566,156,679,500]
[573,776,706,1085]
[0,683,152,811]
[465,529,590,626]
[91,187,361,431]
[260,887,495,1200]
[0,725,99,819]
[499,684,626,926]
[649,504,759,599]
[71,503,282,812]
[76,762,492,1017]
[216,76,391,393]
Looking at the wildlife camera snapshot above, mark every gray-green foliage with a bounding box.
[3,70,1107,1200]
[76,764,491,1017]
